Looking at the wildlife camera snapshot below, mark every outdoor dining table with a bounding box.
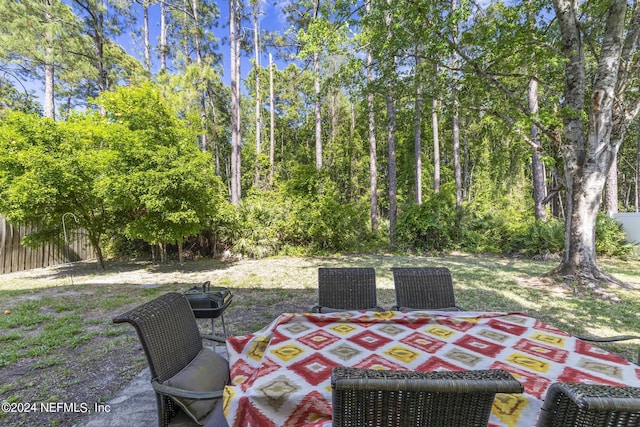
[222,310,640,427]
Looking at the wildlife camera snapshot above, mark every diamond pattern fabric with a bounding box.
[223,311,640,426]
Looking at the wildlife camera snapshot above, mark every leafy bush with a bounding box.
[596,213,637,259]
[289,191,369,252]
[395,185,459,251]
[458,210,511,253]
[214,174,372,258]
[507,218,565,257]
[230,193,290,258]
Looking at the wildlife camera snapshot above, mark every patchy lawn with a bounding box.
[1,253,639,426]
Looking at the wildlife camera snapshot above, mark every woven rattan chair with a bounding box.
[536,382,640,426]
[331,367,523,427]
[113,292,229,427]
[312,267,382,312]
[391,267,464,311]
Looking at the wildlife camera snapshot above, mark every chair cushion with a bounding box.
[164,348,229,425]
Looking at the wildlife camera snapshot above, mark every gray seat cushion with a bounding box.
[165,348,229,425]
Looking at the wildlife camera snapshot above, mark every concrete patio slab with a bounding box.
[77,344,227,427]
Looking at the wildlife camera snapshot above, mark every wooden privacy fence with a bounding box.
[0,216,94,275]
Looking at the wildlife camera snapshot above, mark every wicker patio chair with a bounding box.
[312,267,382,312]
[536,382,640,426]
[331,367,524,427]
[113,292,229,427]
[391,267,464,311]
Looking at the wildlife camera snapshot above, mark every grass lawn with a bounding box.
[1,253,639,426]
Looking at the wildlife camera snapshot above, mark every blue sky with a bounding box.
[119,0,292,86]
[27,0,293,104]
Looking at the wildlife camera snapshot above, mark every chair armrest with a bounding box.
[152,380,225,400]
[311,306,321,313]
[575,334,640,365]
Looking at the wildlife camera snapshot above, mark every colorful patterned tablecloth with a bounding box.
[223,311,640,427]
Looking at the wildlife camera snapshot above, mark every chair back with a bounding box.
[316,267,378,311]
[392,267,459,310]
[331,367,523,427]
[536,382,640,426]
[113,292,203,383]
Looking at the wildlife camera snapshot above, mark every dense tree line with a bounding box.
[0,0,639,286]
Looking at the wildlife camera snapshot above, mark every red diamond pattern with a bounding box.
[514,339,569,363]
[533,319,571,336]
[558,366,626,387]
[226,311,640,427]
[270,330,289,345]
[487,319,527,336]
[416,356,464,372]
[233,396,277,427]
[298,329,340,350]
[437,317,476,332]
[289,353,340,386]
[400,331,446,353]
[574,340,632,364]
[454,334,505,357]
[356,354,406,371]
[228,334,255,354]
[284,390,332,426]
[349,330,392,351]
[490,361,551,399]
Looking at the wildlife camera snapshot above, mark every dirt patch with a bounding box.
[0,258,319,426]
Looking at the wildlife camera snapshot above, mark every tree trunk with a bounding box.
[451,0,462,210]
[387,91,397,246]
[551,0,637,284]
[529,78,547,220]
[414,53,423,205]
[44,53,55,119]
[604,155,618,213]
[269,53,276,186]
[43,0,55,119]
[452,110,462,209]
[160,0,167,72]
[385,1,397,245]
[314,52,322,170]
[555,168,614,282]
[313,0,322,171]
[637,119,640,212]
[366,1,378,231]
[229,0,241,204]
[432,94,440,194]
[253,0,261,186]
[143,0,151,73]
[88,232,105,269]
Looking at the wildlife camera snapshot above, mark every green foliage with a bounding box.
[0,112,116,261]
[216,172,371,258]
[0,78,40,117]
[95,83,225,247]
[288,185,369,252]
[458,210,511,254]
[507,219,565,257]
[229,192,290,258]
[395,184,459,252]
[0,83,227,265]
[596,214,638,259]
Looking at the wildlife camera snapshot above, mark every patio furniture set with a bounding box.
[114,267,640,427]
